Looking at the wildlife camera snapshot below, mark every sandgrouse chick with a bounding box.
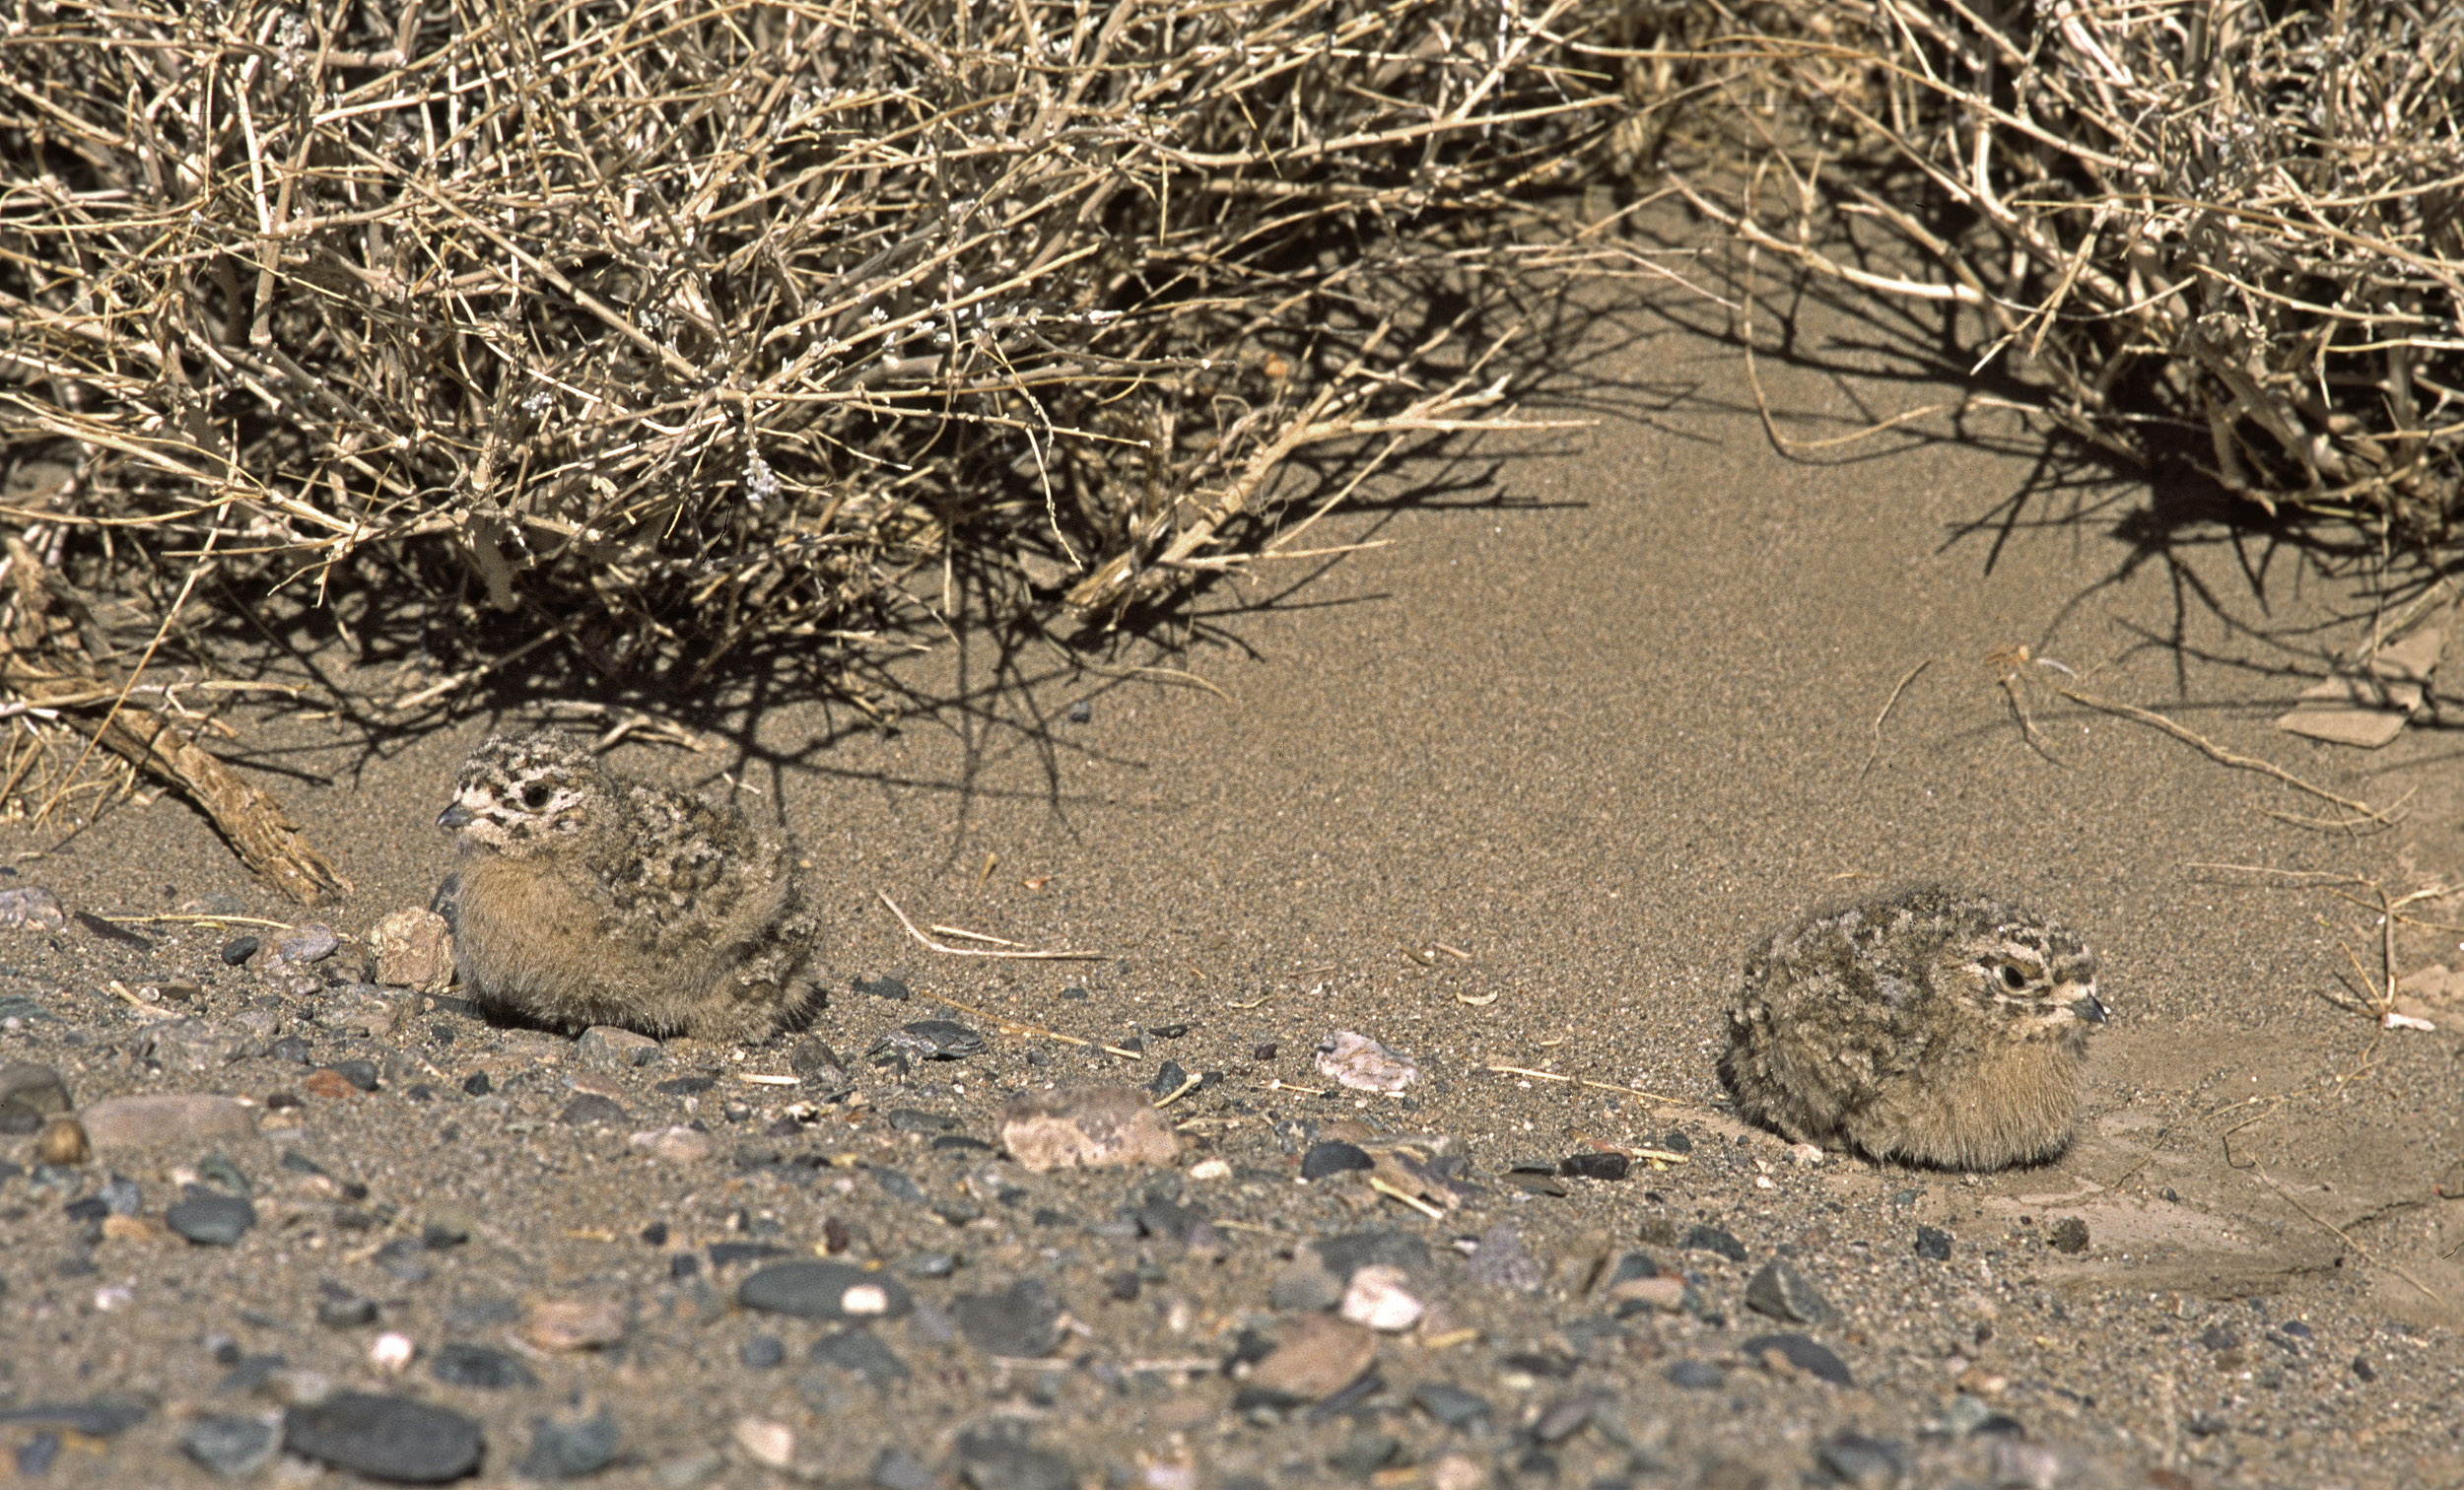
[436,730,817,1044]
[1718,886,2106,1171]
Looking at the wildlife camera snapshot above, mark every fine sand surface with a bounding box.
[3,271,2461,1488]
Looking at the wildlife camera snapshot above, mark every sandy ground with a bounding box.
[2,265,2462,1489]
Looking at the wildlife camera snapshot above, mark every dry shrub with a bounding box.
[0,0,1633,715]
[1636,1,2464,538]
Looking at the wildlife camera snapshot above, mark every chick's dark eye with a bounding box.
[1999,965,2027,991]
[520,784,551,811]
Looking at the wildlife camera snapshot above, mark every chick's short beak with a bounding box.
[437,801,475,831]
[2071,990,2109,1025]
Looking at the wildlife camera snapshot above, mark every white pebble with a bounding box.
[370,1332,416,1371]
[1338,1263,1425,1332]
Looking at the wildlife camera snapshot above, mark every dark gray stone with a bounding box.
[871,1446,937,1490]
[221,936,259,966]
[1742,1332,1854,1387]
[2049,1216,2089,1253]
[952,1279,1061,1357]
[167,1190,256,1246]
[1744,1258,1833,1325]
[1682,1223,1746,1260]
[1914,1226,1953,1260]
[1466,1220,1542,1292]
[0,1062,70,1117]
[431,1342,538,1389]
[1299,1141,1373,1180]
[559,1094,626,1126]
[0,1397,149,1437]
[1818,1431,1903,1489]
[284,1392,483,1482]
[181,1415,280,1478]
[738,1260,913,1321]
[1667,1360,1724,1389]
[808,1329,910,1386]
[955,1422,1073,1490]
[740,1335,787,1370]
[275,923,339,963]
[1411,1382,1492,1429]
[519,1410,618,1479]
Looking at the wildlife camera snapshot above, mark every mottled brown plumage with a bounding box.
[436,730,817,1044]
[1718,886,2105,1171]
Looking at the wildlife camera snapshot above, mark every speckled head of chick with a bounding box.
[1717,886,2107,1172]
[435,729,604,853]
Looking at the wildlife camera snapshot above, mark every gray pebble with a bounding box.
[430,1343,538,1389]
[180,1414,280,1478]
[520,1410,620,1480]
[1466,1220,1542,1292]
[560,1094,628,1126]
[1682,1223,1747,1261]
[284,1391,483,1482]
[739,1260,914,1321]
[1742,1331,1854,1387]
[1914,1226,1953,1261]
[1818,1431,1904,1489]
[276,923,340,963]
[1412,1382,1492,1429]
[167,1190,256,1246]
[808,1328,910,1385]
[0,1062,70,1118]
[871,1446,937,1490]
[221,936,259,966]
[1745,1257,1833,1325]
[952,1279,1061,1357]
[0,886,66,928]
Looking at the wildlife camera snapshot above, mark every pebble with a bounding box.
[221,935,260,966]
[954,1421,1075,1490]
[36,1116,90,1166]
[1818,1431,1904,1489]
[276,922,340,963]
[998,1085,1181,1172]
[1667,1359,1725,1389]
[304,1068,364,1100]
[82,1093,257,1153]
[523,1296,628,1351]
[167,1188,257,1246]
[0,885,66,927]
[1743,1331,1855,1387]
[1915,1226,1954,1260]
[181,1413,281,1478]
[1242,1314,1375,1404]
[630,1125,715,1164]
[871,1446,937,1490]
[1745,1258,1833,1325]
[140,1019,254,1071]
[0,1396,150,1436]
[853,975,913,1001]
[430,1343,539,1389]
[870,1019,984,1059]
[2049,1216,2089,1253]
[283,1392,484,1482]
[1465,1221,1542,1292]
[1300,1140,1374,1180]
[733,1416,795,1470]
[317,1294,379,1328]
[578,1025,660,1067]
[1268,1259,1344,1312]
[314,988,405,1041]
[371,908,455,992]
[521,1410,620,1480]
[1412,1382,1493,1429]
[1313,1030,1418,1093]
[1341,1267,1423,1333]
[740,1334,787,1370]
[0,1061,70,1118]
[808,1328,912,1385]
[1558,1149,1631,1181]
[1683,1223,1747,1261]
[739,1259,914,1321]
[560,1094,628,1126]
[953,1279,1064,1357]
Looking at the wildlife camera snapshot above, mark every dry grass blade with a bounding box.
[877,890,1101,961]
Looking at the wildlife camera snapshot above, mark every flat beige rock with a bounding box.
[999,1085,1180,1173]
[81,1093,258,1153]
